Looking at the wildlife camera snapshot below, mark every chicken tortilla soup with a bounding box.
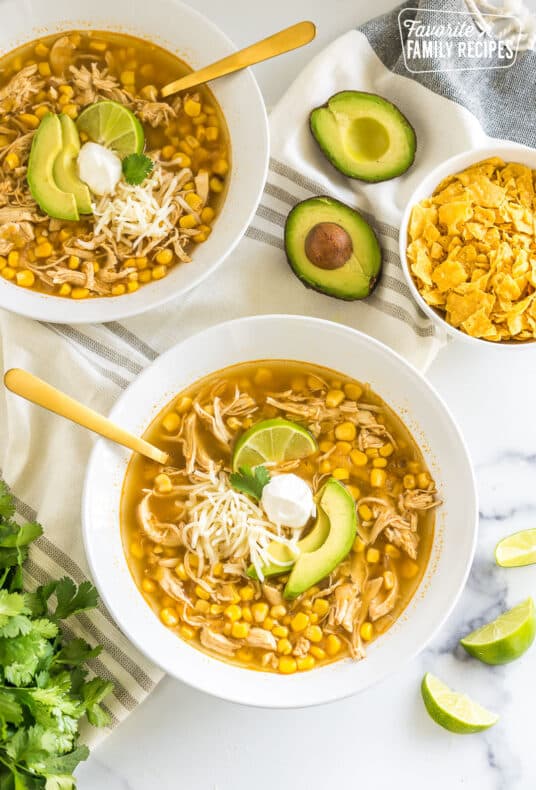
[121,361,440,674]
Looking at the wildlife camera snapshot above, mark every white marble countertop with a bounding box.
[78,1,536,788]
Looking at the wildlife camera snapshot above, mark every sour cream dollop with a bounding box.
[261,474,315,529]
[78,141,122,196]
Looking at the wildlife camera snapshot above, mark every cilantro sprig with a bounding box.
[0,480,112,789]
[229,465,271,502]
[122,153,154,186]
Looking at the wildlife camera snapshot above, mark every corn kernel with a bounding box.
[120,70,135,85]
[370,468,387,488]
[71,287,89,299]
[198,207,214,225]
[350,449,368,467]
[14,269,34,288]
[7,251,19,267]
[209,176,223,193]
[194,599,210,614]
[184,98,202,117]
[312,598,329,617]
[270,605,287,619]
[2,266,15,280]
[332,467,349,481]
[127,281,139,293]
[403,474,416,489]
[373,457,388,468]
[241,606,253,623]
[193,230,207,243]
[385,544,401,559]
[5,152,19,170]
[19,113,40,129]
[277,638,293,656]
[290,612,309,632]
[262,616,275,631]
[380,442,394,457]
[130,541,144,559]
[352,536,366,553]
[326,389,345,408]
[252,602,269,623]
[296,655,315,672]
[0,257,6,271]
[334,422,356,441]
[58,283,71,297]
[162,411,181,432]
[272,625,289,638]
[179,213,198,229]
[142,577,156,594]
[360,622,373,641]
[344,382,363,400]
[310,646,326,660]
[366,548,380,564]
[239,585,254,601]
[160,607,178,627]
[319,440,334,453]
[205,126,219,141]
[212,158,228,176]
[194,585,210,601]
[179,625,196,640]
[224,604,242,622]
[408,461,420,474]
[277,656,296,674]
[111,283,126,296]
[231,621,250,639]
[61,104,78,119]
[305,625,323,643]
[210,603,223,615]
[152,265,167,280]
[161,144,175,160]
[236,647,253,663]
[347,485,361,500]
[175,563,188,581]
[358,504,373,521]
[325,634,342,656]
[139,270,151,283]
[223,622,232,635]
[401,559,419,579]
[366,448,379,458]
[319,460,332,474]
[155,248,173,265]
[34,105,49,119]
[417,472,431,488]
[34,42,49,57]
[176,396,192,414]
[155,473,172,493]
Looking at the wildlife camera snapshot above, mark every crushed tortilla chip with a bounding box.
[407,157,536,342]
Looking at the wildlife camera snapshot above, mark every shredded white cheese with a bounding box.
[173,468,299,581]
[92,165,190,251]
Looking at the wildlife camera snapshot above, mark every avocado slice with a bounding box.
[247,506,330,580]
[27,114,79,221]
[310,91,416,182]
[284,478,356,600]
[284,196,382,300]
[53,115,93,214]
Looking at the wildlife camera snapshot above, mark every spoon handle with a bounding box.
[161,20,316,97]
[4,368,169,465]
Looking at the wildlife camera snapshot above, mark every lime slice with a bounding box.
[232,418,317,471]
[421,673,499,734]
[76,100,144,157]
[460,598,536,665]
[495,529,536,567]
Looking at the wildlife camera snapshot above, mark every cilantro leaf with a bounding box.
[53,639,102,667]
[122,153,154,186]
[81,678,113,727]
[50,580,98,622]
[0,482,15,521]
[229,465,271,501]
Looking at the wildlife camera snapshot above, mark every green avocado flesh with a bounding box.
[247,506,330,580]
[27,114,79,221]
[284,478,356,600]
[284,196,382,300]
[310,91,416,182]
[53,115,92,215]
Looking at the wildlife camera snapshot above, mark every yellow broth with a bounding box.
[121,361,437,673]
[0,30,230,297]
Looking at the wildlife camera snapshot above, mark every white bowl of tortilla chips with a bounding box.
[400,143,536,346]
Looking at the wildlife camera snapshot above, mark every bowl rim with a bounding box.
[81,314,479,707]
[0,0,269,324]
[399,141,536,350]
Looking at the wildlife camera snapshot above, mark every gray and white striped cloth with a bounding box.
[2,0,530,743]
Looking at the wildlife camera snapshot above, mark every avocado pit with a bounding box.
[304,222,353,270]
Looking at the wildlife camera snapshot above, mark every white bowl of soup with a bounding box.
[82,315,478,707]
[0,0,268,323]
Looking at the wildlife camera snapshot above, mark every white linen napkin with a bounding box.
[2,23,502,745]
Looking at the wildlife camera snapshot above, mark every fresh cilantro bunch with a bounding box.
[0,480,112,789]
[229,465,271,501]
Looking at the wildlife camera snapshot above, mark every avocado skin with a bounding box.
[284,478,356,600]
[309,90,417,183]
[284,195,382,301]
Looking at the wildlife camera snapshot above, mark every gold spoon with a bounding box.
[161,20,316,98]
[4,368,169,465]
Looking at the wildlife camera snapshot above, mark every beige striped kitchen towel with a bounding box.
[0,17,487,743]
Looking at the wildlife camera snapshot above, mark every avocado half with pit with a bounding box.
[284,478,356,600]
[284,196,382,300]
[310,91,416,182]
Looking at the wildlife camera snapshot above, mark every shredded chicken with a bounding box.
[200,627,237,657]
[138,491,183,546]
[369,559,399,621]
[245,628,277,651]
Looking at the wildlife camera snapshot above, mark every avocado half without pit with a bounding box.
[310,91,416,182]
[284,196,382,300]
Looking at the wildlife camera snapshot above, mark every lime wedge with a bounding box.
[232,418,317,471]
[421,673,499,734]
[460,598,536,665]
[76,100,144,157]
[495,529,536,567]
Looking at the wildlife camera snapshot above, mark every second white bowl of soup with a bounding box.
[0,0,268,323]
[82,315,477,707]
